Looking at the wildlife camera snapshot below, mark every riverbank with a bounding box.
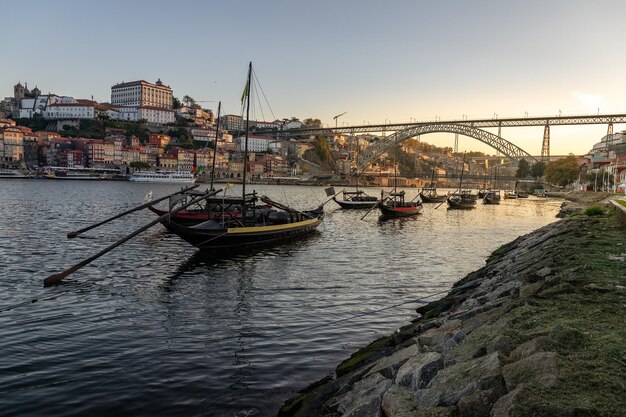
[279,195,626,416]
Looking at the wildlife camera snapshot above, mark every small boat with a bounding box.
[379,191,423,218]
[477,189,488,199]
[419,187,447,203]
[129,171,196,184]
[516,191,529,198]
[333,189,378,209]
[447,152,476,210]
[482,190,501,205]
[447,190,477,209]
[503,191,518,199]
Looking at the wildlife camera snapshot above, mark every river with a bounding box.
[0,180,561,417]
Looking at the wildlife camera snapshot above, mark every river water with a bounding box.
[0,180,561,417]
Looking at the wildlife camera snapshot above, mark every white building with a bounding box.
[111,79,173,109]
[108,106,138,122]
[238,135,274,152]
[44,101,96,119]
[138,106,175,124]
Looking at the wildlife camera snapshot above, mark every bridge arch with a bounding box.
[353,123,538,174]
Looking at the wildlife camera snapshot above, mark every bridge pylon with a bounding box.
[541,124,550,162]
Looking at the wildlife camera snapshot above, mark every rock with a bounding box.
[395,352,443,389]
[508,337,552,362]
[456,389,494,417]
[413,352,504,409]
[501,352,558,391]
[381,385,416,417]
[326,373,392,417]
[490,384,524,417]
[366,344,419,379]
[486,335,515,356]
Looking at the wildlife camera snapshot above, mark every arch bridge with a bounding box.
[352,123,537,175]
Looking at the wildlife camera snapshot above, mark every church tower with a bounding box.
[14,82,25,100]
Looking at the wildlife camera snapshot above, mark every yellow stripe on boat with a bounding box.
[227,218,319,234]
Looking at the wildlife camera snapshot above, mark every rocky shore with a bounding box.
[280,194,626,417]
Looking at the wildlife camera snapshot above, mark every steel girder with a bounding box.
[352,124,538,174]
[258,113,626,137]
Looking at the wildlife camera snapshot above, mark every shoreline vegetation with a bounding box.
[279,192,626,417]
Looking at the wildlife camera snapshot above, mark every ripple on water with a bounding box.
[0,182,561,416]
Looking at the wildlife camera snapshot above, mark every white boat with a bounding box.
[0,169,29,179]
[129,171,196,184]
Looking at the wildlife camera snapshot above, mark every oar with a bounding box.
[321,188,344,206]
[435,190,455,209]
[360,199,384,220]
[43,188,223,286]
[66,184,201,238]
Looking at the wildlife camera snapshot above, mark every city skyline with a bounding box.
[3,0,626,155]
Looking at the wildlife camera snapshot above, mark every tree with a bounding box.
[172,97,182,109]
[516,158,530,178]
[531,161,545,179]
[303,118,322,127]
[544,155,579,187]
[182,95,195,107]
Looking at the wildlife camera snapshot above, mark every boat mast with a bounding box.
[209,101,221,191]
[242,62,252,219]
[459,152,466,191]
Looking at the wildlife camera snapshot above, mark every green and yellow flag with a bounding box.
[241,79,250,104]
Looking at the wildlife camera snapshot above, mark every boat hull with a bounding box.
[333,197,378,209]
[378,203,423,218]
[447,198,476,210]
[163,215,324,249]
[419,194,446,203]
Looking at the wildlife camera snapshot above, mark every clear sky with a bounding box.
[3,0,625,155]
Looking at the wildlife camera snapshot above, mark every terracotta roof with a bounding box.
[48,103,95,107]
[112,80,171,89]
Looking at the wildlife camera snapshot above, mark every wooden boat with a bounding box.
[161,62,324,249]
[161,193,323,249]
[333,189,378,209]
[447,152,476,210]
[482,190,501,205]
[447,190,477,209]
[379,191,423,218]
[419,187,447,203]
[516,191,529,198]
[503,191,518,199]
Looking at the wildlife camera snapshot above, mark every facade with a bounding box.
[0,126,24,166]
[137,106,175,124]
[111,79,173,109]
[148,134,171,149]
[45,101,96,120]
[238,135,274,152]
[220,114,245,132]
[108,106,138,122]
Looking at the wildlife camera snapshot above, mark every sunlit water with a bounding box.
[0,180,561,416]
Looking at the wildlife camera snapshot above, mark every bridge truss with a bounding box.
[352,124,538,174]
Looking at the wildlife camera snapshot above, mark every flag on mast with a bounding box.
[241,78,250,104]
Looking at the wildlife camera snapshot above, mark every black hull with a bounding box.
[163,215,324,249]
[447,199,476,210]
[419,194,447,203]
[333,197,378,210]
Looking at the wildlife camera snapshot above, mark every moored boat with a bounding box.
[447,190,477,209]
[482,190,501,205]
[158,62,324,250]
[333,189,378,209]
[0,169,29,179]
[378,191,423,218]
[503,191,518,199]
[419,187,447,203]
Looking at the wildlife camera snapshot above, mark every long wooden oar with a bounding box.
[321,188,344,206]
[67,184,201,238]
[360,199,384,220]
[44,188,222,286]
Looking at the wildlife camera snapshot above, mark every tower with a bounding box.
[14,82,25,100]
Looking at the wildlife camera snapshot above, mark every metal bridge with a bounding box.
[257,113,624,171]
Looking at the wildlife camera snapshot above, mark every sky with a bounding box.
[3,0,626,156]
